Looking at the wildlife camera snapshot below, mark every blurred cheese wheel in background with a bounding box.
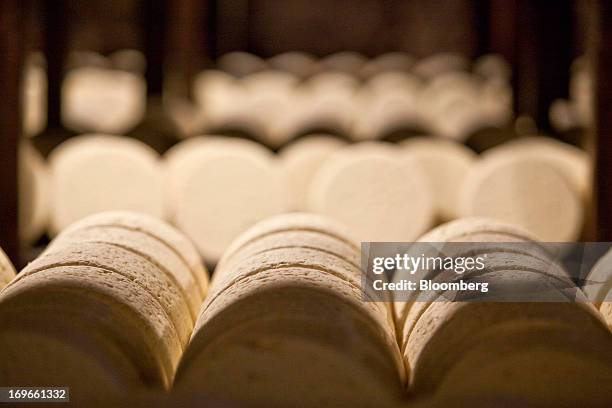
[276,72,358,140]
[20,142,50,245]
[22,53,47,137]
[360,52,415,78]
[401,137,476,221]
[411,52,469,79]
[268,51,316,78]
[167,137,288,263]
[278,135,347,211]
[109,49,146,75]
[48,135,164,236]
[0,247,16,290]
[459,155,583,242]
[309,142,434,242]
[217,51,267,77]
[473,53,512,83]
[316,51,367,74]
[482,136,591,201]
[62,67,146,134]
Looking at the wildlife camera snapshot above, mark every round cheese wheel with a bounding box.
[20,142,50,245]
[217,52,267,77]
[411,52,469,79]
[600,301,612,328]
[48,135,164,236]
[218,212,359,266]
[176,268,404,406]
[436,322,612,405]
[360,52,415,78]
[47,225,202,318]
[278,135,347,210]
[407,301,605,393]
[169,137,288,262]
[0,247,16,289]
[460,156,583,242]
[23,54,47,137]
[401,137,476,221]
[58,211,208,296]
[309,143,435,243]
[20,241,193,348]
[584,248,612,306]
[316,51,366,74]
[267,51,316,78]
[483,136,591,200]
[62,67,146,134]
[0,265,181,390]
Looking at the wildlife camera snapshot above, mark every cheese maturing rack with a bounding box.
[0,0,610,266]
[0,1,611,407]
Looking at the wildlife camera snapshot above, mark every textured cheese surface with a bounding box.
[21,241,193,348]
[0,265,182,389]
[59,211,208,296]
[48,225,202,318]
[310,143,435,242]
[407,301,605,392]
[48,135,164,236]
[460,156,583,241]
[436,322,612,405]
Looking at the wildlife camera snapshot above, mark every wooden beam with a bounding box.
[591,0,612,241]
[0,0,23,265]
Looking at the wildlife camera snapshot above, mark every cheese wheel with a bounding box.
[584,248,612,306]
[600,301,612,328]
[407,301,605,393]
[48,135,164,236]
[47,225,202,318]
[460,156,583,242]
[217,52,267,77]
[309,143,435,243]
[0,265,181,390]
[401,137,476,221]
[176,268,404,407]
[62,67,146,134]
[316,51,366,74]
[268,51,316,78]
[218,212,359,268]
[58,211,208,296]
[22,53,47,137]
[278,136,347,210]
[20,142,50,245]
[412,53,469,79]
[0,247,15,289]
[436,322,612,405]
[169,137,288,262]
[360,52,415,78]
[19,241,193,348]
[483,136,591,200]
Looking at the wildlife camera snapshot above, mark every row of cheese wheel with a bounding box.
[0,212,208,404]
[25,132,589,265]
[393,218,612,406]
[191,67,510,147]
[22,51,508,139]
[1,213,611,406]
